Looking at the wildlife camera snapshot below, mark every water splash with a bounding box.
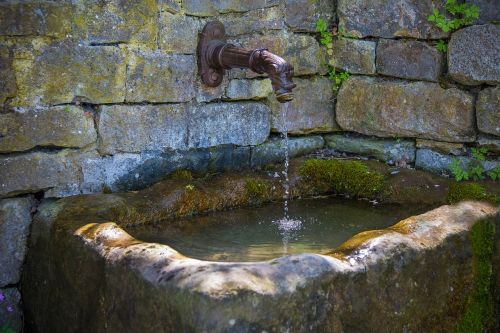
[274,101,302,251]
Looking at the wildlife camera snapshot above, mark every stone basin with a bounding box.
[22,158,500,332]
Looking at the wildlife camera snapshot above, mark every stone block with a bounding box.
[251,136,325,167]
[376,39,442,81]
[336,76,476,142]
[12,41,126,106]
[158,0,181,13]
[222,7,284,36]
[0,106,97,153]
[284,33,328,76]
[183,0,279,16]
[73,0,158,46]
[476,86,500,136]
[0,150,98,198]
[159,13,204,54]
[0,45,16,107]
[126,50,196,103]
[332,38,376,75]
[0,197,34,286]
[225,79,273,101]
[0,2,72,38]
[415,139,466,156]
[416,148,500,174]
[448,24,500,85]
[325,134,416,164]
[337,0,448,39]
[188,102,270,148]
[98,104,189,155]
[284,0,335,32]
[270,77,339,135]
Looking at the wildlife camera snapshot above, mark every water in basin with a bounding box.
[129,198,428,262]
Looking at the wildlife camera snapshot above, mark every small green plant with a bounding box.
[428,0,479,52]
[185,184,195,191]
[436,39,448,53]
[0,326,16,333]
[244,178,269,204]
[428,0,479,32]
[170,169,194,181]
[316,18,351,91]
[449,148,496,182]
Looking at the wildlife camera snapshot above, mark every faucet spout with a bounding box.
[198,21,296,103]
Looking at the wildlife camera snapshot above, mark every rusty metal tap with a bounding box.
[198,21,296,103]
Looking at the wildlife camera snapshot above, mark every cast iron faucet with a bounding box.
[198,21,296,103]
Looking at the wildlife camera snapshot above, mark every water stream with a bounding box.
[273,102,302,251]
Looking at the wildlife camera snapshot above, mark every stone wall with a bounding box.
[0,0,499,329]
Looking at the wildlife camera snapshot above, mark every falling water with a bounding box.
[272,101,303,251]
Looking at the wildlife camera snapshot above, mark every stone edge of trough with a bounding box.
[73,201,498,296]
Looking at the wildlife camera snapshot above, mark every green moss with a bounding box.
[447,183,499,205]
[169,169,194,181]
[299,159,384,198]
[455,218,495,333]
[244,178,269,204]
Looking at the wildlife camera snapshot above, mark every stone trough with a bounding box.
[21,159,500,332]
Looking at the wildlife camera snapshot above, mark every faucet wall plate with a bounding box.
[197,21,227,87]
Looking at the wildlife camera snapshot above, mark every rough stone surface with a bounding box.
[183,0,279,16]
[415,139,466,156]
[0,288,22,332]
[465,0,500,24]
[159,13,204,54]
[376,39,442,82]
[126,51,196,103]
[98,104,189,155]
[270,77,339,135]
[325,134,416,164]
[477,86,500,136]
[0,2,72,38]
[284,0,335,32]
[158,0,181,13]
[477,135,500,155]
[0,106,97,153]
[448,24,500,85]
[13,41,126,106]
[73,0,158,46]
[225,79,273,101]
[0,150,98,198]
[332,38,376,75]
[415,148,500,174]
[0,45,16,107]
[284,33,327,76]
[222,7,284,36]
[188,102,270,148]
[0,197,34,287]
[251,136,325,167]
[336,76,476,142]
[23,198,499,332]
[337,0,448,39]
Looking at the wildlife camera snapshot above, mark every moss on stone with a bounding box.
[447,183,499,205]
[455,218,496,333]
[169,169,194,181]
[299,159,384,198]
[244,178,269,204]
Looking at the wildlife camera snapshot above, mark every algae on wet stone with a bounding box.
[455,218,496,333]
[299,159,384,198]
[447,183,499,205]
[244,178,270,204]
